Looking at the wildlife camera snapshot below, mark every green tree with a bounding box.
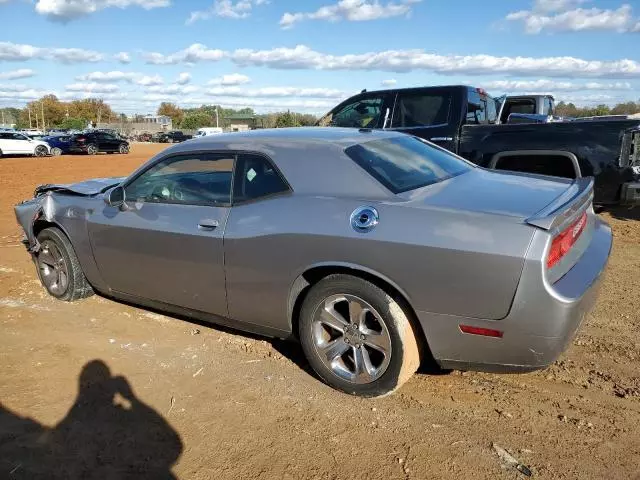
[58,117,87,130]
[181,112,213,130]
[274,111,300,128]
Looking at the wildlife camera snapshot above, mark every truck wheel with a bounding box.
[35,227,94,301]
[298,274,421,397]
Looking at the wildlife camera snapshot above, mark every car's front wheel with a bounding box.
[35,227,94,301]
[34,145,48,157]
[299,274,420,397]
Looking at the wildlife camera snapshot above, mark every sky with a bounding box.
[1,0,640,115]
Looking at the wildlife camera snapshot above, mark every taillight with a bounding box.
[547,212,587,269]
[77,136,85,143]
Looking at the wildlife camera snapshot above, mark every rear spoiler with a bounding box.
[526,177,594,232]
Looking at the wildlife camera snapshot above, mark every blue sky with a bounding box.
[1,0,640,114]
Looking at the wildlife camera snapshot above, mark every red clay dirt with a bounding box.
[0,143,639,479]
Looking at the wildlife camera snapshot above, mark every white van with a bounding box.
[195,127,223,137]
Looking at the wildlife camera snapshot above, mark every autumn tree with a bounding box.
[181,112,213,130]
[157,102,184,126]
[274,111,300,128]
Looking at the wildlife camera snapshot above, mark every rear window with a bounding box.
[345,136,471,194]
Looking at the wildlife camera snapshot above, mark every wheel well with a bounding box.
[32,219,61,238]
[291,265,436,368]
[490,150,581,179]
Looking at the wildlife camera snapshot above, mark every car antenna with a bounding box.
[361,89,367,93]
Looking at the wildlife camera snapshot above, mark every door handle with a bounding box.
[198,219,219,231]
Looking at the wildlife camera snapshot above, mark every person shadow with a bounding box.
[0,360,183,479]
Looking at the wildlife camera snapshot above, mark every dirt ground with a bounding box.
[0,143,639,479]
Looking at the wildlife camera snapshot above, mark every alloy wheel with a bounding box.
[38,240,69,296]
[312,294,392,384]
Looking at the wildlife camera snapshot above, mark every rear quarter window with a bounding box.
[345,136,471,194]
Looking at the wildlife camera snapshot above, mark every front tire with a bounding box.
[35,227,94,301]
[34,145,48,157]
[299,274,420,397]
[119,143,129,154]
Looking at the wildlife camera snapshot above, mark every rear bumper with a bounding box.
[621,181,640,206]
[418,216,612,372]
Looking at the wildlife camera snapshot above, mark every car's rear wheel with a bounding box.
[86,144,98,155]
[34,145,48,157]
[35,227,94,301]
[119,143,129,154]
[299,274,420,397]
[50,147,62,156]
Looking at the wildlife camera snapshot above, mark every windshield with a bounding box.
[345,135,471,194]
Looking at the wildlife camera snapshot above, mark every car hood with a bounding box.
[35,177,125,197]
[401,168,573,219]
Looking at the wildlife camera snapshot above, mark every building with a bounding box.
[140,114,173,130]
[225,113,257,132]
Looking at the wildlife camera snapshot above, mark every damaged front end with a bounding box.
[14,177,124,253]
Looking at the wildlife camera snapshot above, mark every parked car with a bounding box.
[15,128,611,397]
[68,131,130,155]
[157,131,192,143]
[43,135,73,156]
[319,85,640,207]
[0,131,50,157]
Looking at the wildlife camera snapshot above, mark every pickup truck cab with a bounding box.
[497,94,555,124]
[160,131,192,143]
[319,85,640,206]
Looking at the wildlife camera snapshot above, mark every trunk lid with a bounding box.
[401,168,576,219]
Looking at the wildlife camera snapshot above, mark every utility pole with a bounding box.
[215,107,219,128]
[1,110,4,126]
[35,112,38,130]
[28,108,32,128]
[41,101,45,131]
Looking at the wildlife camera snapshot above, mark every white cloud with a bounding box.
[381,78,396,86]
[65,82,120,93]
[207,73,251,85]
[205,86,345,98]
[77,71,139,82]
[59,91,129,101]
[143,43,225,65]
[0,83,35,92]
[0,69,36,80]
[136,74,164,86]
[481,79,633,92]
[114,52,131,63]
[0,89,52,101]
[506,1,640,34]
[187,0,268,24]
[0,41,102,63]
[34,0,170,21]
[176,72,191,85]
[280,0,420,29]
[145,84,200,94]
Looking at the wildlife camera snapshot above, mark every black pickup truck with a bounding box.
[158,131,192,143]
[319,85,640,206]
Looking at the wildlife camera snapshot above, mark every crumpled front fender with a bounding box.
[14,194,56,252]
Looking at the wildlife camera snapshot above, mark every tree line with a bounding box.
[555,100,640,118]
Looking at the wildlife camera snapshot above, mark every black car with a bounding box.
[157,131,192,143]
[69,131,130,155]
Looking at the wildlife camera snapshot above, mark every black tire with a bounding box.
[299,274,420,397]
[86,144,98,155]
[119,143,129,154]
[35,227,94,301]
[34,145,48,157]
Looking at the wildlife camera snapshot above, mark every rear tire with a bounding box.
[86,144,98,155]
[119,144,129,154]
[299,274,420,397]
[35,227,94,301]
[50,147,62,156]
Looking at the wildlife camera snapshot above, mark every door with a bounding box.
[88,151,234,316]
[388,88,458,152]
[0,132,19,153]
[12,133,33,153]
[96,132,118,151]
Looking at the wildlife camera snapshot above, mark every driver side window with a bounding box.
[125,153,234,206]
[330,96,384,128]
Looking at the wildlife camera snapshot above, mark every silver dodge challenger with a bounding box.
[14,128,612,397]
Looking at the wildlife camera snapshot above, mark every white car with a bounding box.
[0,131,50,157]
[195,127,224,137]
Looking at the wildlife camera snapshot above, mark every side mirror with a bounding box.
[105,185,125,208]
